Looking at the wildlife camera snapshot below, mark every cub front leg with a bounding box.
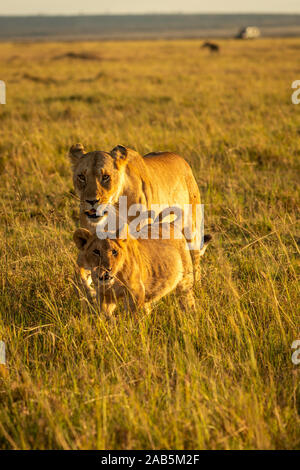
[144,302,152,315]
[100,301,117,317]
[72,232,97,310]
[73,265,96,313]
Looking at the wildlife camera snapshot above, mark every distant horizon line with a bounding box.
[1,12,300,17]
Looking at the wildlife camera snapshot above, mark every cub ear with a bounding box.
[110,145,128,166]
[73,228,92,250]
[69,143,85,166]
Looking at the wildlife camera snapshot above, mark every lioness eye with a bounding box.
[78,174,86,183]
[93,249,101,256]
[102,174,110,182]
[112,249,118,256]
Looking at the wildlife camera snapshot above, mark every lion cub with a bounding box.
[73,224,210,315]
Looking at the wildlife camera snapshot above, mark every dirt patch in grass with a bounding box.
[52,51,102,61]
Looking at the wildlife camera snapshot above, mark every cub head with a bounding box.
[73,227,128,288]
[69,144,130,226]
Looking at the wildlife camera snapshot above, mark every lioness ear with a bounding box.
[69,143,85,166]
[110,145,128,166]
[73,228,91,250]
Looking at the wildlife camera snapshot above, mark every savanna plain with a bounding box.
[0,38,299,449]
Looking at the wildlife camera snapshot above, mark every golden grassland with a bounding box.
[0,38,299,449]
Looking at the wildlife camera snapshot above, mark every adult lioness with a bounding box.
[69,143,202,293]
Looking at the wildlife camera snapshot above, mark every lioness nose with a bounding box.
[86,198,100,206]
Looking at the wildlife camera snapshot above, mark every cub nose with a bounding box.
[86,198,100,206]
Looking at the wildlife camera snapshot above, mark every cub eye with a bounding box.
[93,249,101,256]
[102,174,110,182]
[78,174,86,183]
[112,249,118,257]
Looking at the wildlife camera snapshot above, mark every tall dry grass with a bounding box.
[0,38,299,449]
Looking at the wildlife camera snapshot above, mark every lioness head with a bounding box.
[69,143,130,226]
[74,228,128,289]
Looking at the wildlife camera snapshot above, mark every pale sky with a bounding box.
[1,1,300,15]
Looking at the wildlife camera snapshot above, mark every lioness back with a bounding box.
[143,152,200,198]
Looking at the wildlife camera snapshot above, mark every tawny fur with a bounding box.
[73,223,202,316]
[69,144,202,296]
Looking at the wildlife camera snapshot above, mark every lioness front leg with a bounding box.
[190,234,212,283]
[176,278,196,312]
[190,250,201,283]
